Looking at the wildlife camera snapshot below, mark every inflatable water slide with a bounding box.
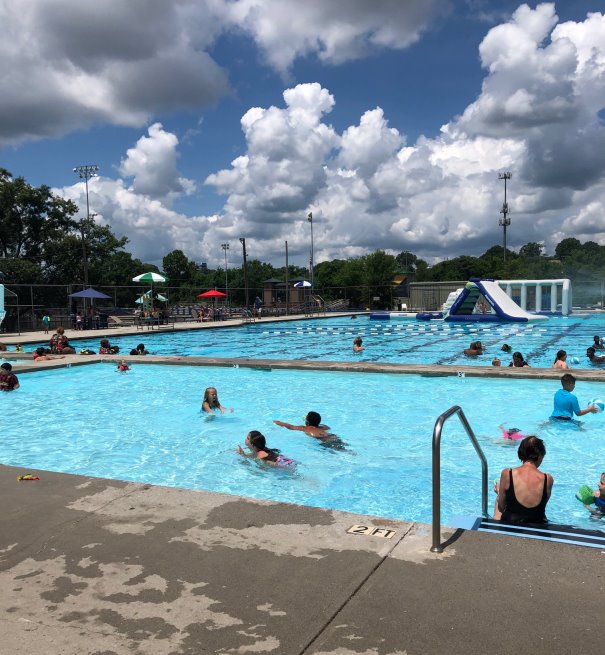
[444,279,547,322]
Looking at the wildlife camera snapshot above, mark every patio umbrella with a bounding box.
[197,289,227,317]
[293,280,311,288]
[197,290,227,298]
[133,272,168,309]
[132,272,168,283]
[69,287,112,299]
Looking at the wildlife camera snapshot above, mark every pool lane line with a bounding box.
[523,313,595,363]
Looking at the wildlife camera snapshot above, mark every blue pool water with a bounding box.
[33,314,605,369]
[2,362,605,529]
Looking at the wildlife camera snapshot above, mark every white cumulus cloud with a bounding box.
[119,123,195,201]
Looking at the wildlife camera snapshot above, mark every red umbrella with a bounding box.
[197,290,227,298]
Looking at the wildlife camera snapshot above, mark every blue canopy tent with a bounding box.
[69,288,112,329]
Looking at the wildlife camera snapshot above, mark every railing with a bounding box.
[313,294,326,315]
[431,405,488,553]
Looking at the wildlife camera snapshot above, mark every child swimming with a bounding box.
[499,424,525,441]
[117,360,130,372]
[577,472,605,516]
[202,387,233,414]
[237,430,296,468]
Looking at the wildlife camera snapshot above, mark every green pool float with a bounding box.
[576,484,595,505]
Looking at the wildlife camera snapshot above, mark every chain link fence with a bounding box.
[2,276,602,334]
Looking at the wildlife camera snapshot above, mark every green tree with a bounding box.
[519,242,543,258]
[395,250,426,273]
[163,250,196,285]
[555,238,582,260]
[362,250,397,308]
[0,168,79,267]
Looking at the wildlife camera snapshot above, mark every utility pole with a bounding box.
[239,237,249,310]
[498,172,511,262]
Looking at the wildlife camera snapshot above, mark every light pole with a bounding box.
[498,172,511,262]
[73,164,99,287]
[239,237,249,310]
[307,212,314,292]
[221,242,229,300]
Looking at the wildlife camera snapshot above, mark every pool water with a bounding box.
[34,314,605,369]
[2,362,604,529]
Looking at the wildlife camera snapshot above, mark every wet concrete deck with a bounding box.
[1,464,603,655]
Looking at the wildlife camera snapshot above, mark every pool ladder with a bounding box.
[431,405,488,553]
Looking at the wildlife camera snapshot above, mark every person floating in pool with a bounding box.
[577,472,605,516]
[464,341,484,356]
[586,347,605,364]
[0,362,20,391]
[551,373,598,421]
[237,430,295,468]
[117,360,130,372]
[501,344,512,354]
[492,357,501,367]
[202,387,233,414]
[552,350,569,370]
[493,436,553,524]
[592,336,604,350]
[353,337,364,352]
[509,351,530,367]
[136,343,149,355]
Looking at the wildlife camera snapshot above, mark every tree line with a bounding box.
[1,169,604,309]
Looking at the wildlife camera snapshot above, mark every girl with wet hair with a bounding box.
[202,387,232,414]
[237,431,295,468]
[552,350,569,369]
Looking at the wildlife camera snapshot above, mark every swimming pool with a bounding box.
[2,362,604,529]
[32,314,605,369]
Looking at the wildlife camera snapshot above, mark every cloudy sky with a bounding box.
[1,0,604,269]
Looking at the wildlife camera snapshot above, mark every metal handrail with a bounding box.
[431,405,488,553]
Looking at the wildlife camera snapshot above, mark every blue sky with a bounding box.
[1,1,604,268]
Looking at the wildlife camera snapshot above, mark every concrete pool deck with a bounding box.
[1,463,604,655]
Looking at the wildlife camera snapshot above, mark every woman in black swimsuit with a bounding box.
[493,436,553,524]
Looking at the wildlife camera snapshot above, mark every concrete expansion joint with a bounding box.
[297,522,415,655]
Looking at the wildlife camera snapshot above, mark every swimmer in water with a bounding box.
[273,411,346,449]
[499,424,525,441]
[202,387,233,413]
[237,430,295,468]
[353,337,363,352]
